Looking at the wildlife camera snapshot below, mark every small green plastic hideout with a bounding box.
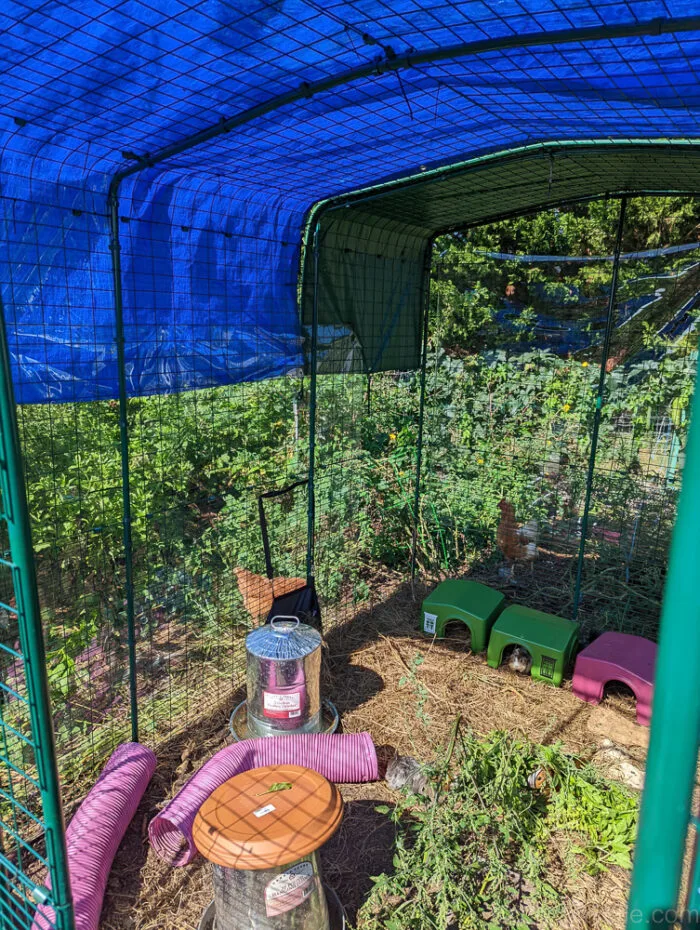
[487,605,579,687]
[420,580,506,652]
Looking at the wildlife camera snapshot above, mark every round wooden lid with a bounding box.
[192,764,343,869]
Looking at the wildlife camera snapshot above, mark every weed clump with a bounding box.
[359,726,637,929]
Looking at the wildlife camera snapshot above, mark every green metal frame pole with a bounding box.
[108,186,139,744]
[111,20,700,190]
[306,222,321,585]
[0,301,75,930]
[687,816,700,919]
[572,197,627,621]
[627,345,700,928]
[411,250,432,583]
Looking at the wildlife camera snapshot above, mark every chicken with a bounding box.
[496,499,538,578]
[605,349,628,373]
[234,567,307,622]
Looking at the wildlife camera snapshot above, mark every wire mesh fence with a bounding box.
[15,380,318,780]
[0,514,58,930]
[0,316,73,930]
[421,196,698,643]
[0,188,317,795]
[0,192,697,930]
[3,194,698,786]
[313,371,422,620]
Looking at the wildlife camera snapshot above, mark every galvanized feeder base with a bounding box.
[228,698,339,742]
[198,883,347,930]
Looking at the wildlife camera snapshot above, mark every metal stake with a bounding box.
[108,185,139,743]
[411,249,433,585]
[627,333,700,928]
[572,197,627,620]
[306,222,321,585]
[0,299,75,930]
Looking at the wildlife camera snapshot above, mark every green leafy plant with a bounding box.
[397,653,431,726]
[358,726,638,930]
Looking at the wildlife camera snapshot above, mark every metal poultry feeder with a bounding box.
[193,764,346,930]
[230,616,338,741]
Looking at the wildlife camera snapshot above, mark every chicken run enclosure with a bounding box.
[3,5,700,930]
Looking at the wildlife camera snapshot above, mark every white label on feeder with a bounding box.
[253,803,276,818]
[265,861,315,917]
[423,612,437,634]
[263,690,302,718]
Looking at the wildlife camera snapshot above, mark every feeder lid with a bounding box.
[192,764,343,869]
[246,616,322,661]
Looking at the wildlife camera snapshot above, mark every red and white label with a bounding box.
[263,690,302,719]
[265,862,315,917]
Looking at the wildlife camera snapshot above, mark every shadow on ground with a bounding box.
[322,798,397,924]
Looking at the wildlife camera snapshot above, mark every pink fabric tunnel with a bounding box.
[149,731,379,866]
[33,742,157,930]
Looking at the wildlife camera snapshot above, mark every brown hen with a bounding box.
[234,567,307,622]
[496,499,538,566]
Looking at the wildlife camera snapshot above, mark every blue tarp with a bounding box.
[2,2,700,402]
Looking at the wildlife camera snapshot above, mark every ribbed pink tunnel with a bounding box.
[33,742,157,930]
[149,731,378,866]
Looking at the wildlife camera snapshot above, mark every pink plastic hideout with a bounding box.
[572,631,657,726]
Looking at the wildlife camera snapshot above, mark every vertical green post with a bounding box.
[0,301,75,930]
[627,342,700,928]
[411,251,432,583]
[686,816,700,918]
[108,184,139,743]
[572,197,627,620]
[306,221,321,584]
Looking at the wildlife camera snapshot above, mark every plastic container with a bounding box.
[246,617,323,737]
[197,885,346,930]
[193,764,344,930]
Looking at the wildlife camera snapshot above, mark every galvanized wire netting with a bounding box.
[0,514,56,930]
[0,358,74,930]
[0,199,696,917]
[421,199,698,641]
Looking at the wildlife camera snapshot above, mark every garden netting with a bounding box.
[421,213,698,642]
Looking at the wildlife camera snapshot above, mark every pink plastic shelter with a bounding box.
[572,631,657,726]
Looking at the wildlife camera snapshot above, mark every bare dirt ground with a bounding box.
[101,576,645,930]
